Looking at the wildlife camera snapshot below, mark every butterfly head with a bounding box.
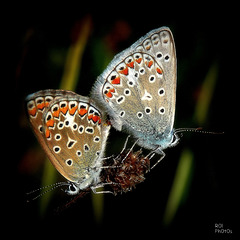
[64,166,102,195]
[131,129,179,154]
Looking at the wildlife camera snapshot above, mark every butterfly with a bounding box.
[26,89,111,194]
[91,26,181,168]
[26,27,214,197]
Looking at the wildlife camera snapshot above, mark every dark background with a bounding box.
[12,3,238,239]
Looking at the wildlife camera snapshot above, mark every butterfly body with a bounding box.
[91,27,177,153]
[26,89,110,191]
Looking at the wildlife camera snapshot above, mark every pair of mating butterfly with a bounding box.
[26,27,198,196]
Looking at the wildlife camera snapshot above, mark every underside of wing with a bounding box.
[26,90,110,182]
[91,27,176,139]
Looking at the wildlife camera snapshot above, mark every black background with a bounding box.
[12,3,238,239]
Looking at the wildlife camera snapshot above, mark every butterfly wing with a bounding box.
[91,27,176,150]
[26,89,78,149]
[26,90,110,183]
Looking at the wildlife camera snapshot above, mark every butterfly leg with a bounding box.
[120,135,131,154]
[121,138,139,163]
[150,150,166,169]
[112,135,131,163]
[91,183,116,195]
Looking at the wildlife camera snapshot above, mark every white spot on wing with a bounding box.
[141,90,152,101]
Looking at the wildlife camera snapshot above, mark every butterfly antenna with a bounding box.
[26,182,68,202]
[174,127,224,135]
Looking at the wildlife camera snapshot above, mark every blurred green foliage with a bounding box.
[163,62,218,226]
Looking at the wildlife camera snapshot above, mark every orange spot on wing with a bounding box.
[105,88,115,98]
[45,129,50,139]
[88,114,93,122]
[45,101,50,107]
[88,114,101,124]
[106,91,113,98]
[60,105,68,115]
[126,61,134,68]
[111,76,121,85]
[146,45,151,50]
[69,105,78,115]
[156,67,163,74]
[28,107,37,117]
[118,67,129,75]
[147,60,153,68]
[37,102,45,110]
[92,115,99,123]
[46,118,54,127]
[52,108,60,118]
[136,58,142,64]
[79,108,87,117]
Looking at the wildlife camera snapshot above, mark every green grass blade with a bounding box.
[163,62,218,226]
[194,62,218,125]
[163,148,193,225]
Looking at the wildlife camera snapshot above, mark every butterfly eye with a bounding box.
[65,183,80,195]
